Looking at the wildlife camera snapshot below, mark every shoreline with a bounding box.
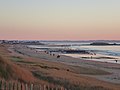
[28,44,120,64]
[11,44,120,84]
[63,53,120,64]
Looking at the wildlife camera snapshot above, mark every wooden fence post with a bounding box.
[55,87,58,90]
[22,83,26,90]
[13,82,15,90]
[60,87,64,90]
[8,82,12,90]
[43,85,46,90]
[0,81,66,90]
[52,87,54,90]
[6,82,8,90]
[39,84,41,90]
[4,81,7,90]
[30,84,33,90]
[25,84,28,90]
[38,84,41,90]
[0,80,2,90]
[16,83,19,90]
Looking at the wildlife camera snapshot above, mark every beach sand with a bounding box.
[4,44,120,90]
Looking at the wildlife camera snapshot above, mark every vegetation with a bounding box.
[11,56,23,61]
[0,55,34,82]
[32,71,110,90]
[34,64,60,70]
[70,66,110,75]
[0,56,13,79]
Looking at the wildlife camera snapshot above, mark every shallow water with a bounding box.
[63,54,120,64]
[71,46,120,56]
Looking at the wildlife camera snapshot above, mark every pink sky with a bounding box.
[0,0,120,40]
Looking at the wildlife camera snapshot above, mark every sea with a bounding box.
[28,40,120,64]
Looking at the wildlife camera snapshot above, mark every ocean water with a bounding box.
[30,41,120,56]
[70,46,120,57]
[28,41,120,64]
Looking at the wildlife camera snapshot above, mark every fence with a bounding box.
[0,80,66,90]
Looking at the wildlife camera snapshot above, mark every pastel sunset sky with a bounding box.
[0,0,120,40]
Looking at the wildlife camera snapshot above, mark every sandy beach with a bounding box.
[5,44,119,90]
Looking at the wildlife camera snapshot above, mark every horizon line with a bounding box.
[0,39,120,41]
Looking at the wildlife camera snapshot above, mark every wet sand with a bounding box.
[64,54,120,64]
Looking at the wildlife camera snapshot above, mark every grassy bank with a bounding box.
[32,71,110,90]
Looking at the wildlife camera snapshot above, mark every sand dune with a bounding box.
[0,44,119,90]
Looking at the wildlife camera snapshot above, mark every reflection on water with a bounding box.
[63,54,120,64]
[28,41,120,64]
[71,46,120,56]
[64,46,120,64]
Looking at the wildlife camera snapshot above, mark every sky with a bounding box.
[0,0,120,40]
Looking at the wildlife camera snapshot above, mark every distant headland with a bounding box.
[90,42,120,46]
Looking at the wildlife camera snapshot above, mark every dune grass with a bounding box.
[33,64,60,70]
[32,71,110,90]
[70,66,110,75]
[11,56,23,61]
[0,56,13,80]
[0,55,35,82]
